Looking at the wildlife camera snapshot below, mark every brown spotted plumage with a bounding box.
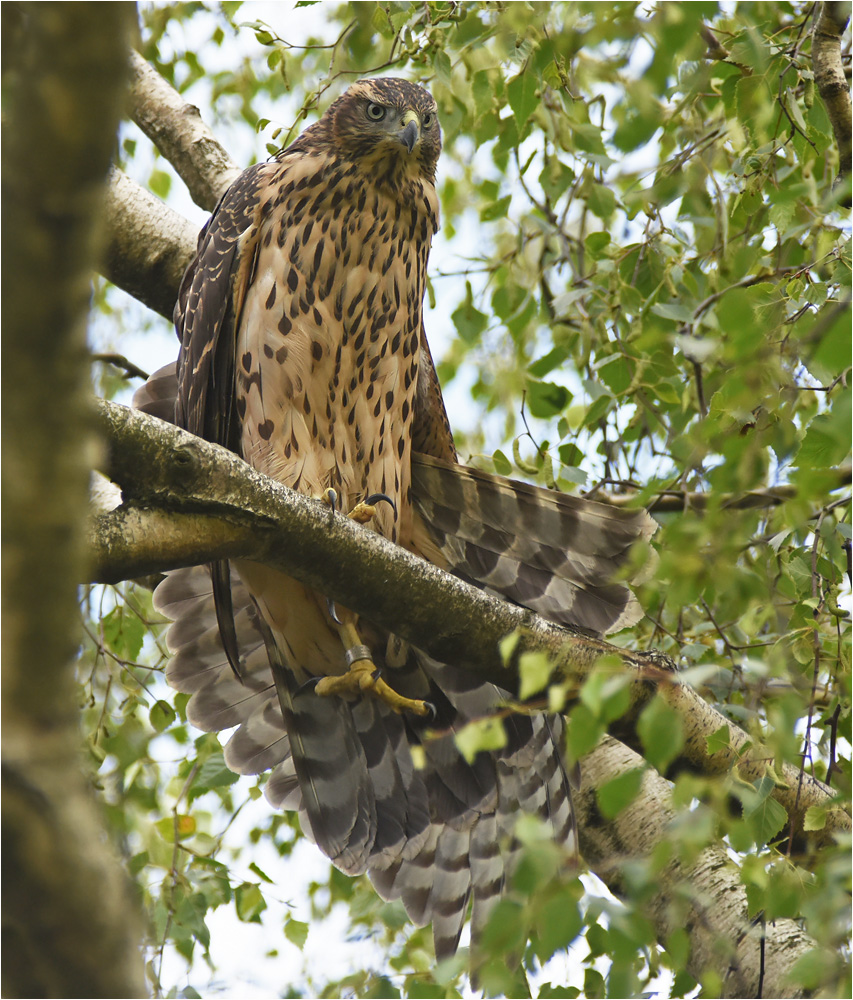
[136,77,656,960]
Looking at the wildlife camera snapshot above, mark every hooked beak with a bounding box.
[398,111,420,153]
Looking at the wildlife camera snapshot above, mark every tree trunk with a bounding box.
[1,5,146,997]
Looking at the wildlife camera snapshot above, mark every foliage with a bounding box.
[84,2,850,997]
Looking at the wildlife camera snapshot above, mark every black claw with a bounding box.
[326,597,343,625]
[364,492,397,515]
[371,667,382,682]
[422,700,437,721]
[323,487,339,513]
[296,676,320,695]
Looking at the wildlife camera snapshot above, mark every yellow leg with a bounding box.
[314,620,431,717]
[317,490,422,713]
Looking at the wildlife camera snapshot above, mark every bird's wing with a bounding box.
[174,162,275,450]
[412,324,457,463]
[172,162,279,678]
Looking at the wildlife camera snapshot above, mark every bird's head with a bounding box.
[327,78,441,186]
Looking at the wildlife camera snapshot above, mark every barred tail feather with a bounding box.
[412,453,656,635]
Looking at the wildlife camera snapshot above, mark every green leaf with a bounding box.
[566,703,604,762]
[743,779,788,845]
[539,158,574,202]
[148,168,172,199]
[808,301,851,376]
[150,699,176,733]
[527,380,570,418]
[579,661,632,722]
[585,231,611,259]
[480,193,512,222]
[155,814,196,841]
[451,281,488,344]
[507,70,538,132]
[652,302,693,323]
[492,448,512,475]
[789,949,841,990]
[796,392,852,469]
[284,916,309,949]
[612,105,662,153]
[532,886,583,962]
[235,882,267,923]
[432,50,452,88]
[597,767,645,819]
[538,984,581,998]
[249,862,274,884]
[597,356,631,395]
[129,851,149,876]
[193,752,239,793]
[637,697,684,773]
[587,183,616,219]
[499,628,521,663]
[706,724,731,756]
[519,650,553,700]
[558,442,583,467]
[803,805,827,831]
[455,716,507,763]
[583,967,606,999]
[528,346,569,378]
[101,606,145,661]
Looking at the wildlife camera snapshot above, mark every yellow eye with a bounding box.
[366,102,386,121]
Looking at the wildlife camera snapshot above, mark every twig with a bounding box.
[91,353,150,381]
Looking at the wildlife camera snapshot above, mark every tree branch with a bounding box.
[101,166,198,320]
[90,398,849,850]
[813,2,852,198]
[128,49,241,212]
[595,471,851,512]
[577,738,817,999]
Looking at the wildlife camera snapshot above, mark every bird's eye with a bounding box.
[366,102,386,121]
[422,113,433,128]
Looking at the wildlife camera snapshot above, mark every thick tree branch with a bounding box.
[813,2,852,197]
[90,398,849,850]
[101,167,197,320]
[578,738,817,999]
[128,49,241,211]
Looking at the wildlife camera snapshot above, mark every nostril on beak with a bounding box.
[400,119,419,153]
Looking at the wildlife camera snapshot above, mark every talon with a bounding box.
[326,597,343,625]
[323,487,338,512]
[364,492,397,516]
[348,492,397,524]
[296,676,320,695]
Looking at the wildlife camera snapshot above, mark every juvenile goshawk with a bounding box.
[136,78,655,958]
